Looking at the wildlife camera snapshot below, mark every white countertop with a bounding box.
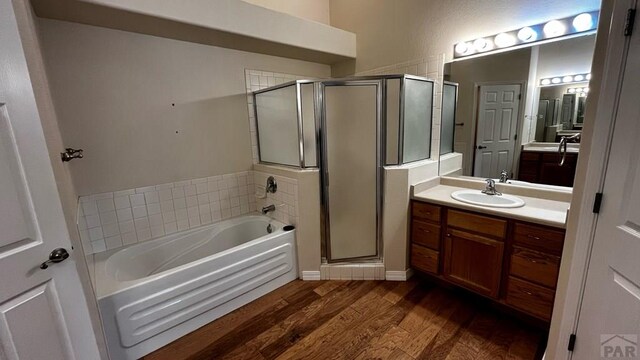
[412,185,570,228]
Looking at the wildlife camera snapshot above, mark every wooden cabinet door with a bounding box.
[443,228,504,298]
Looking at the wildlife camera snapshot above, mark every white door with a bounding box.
[0,1,100,359]
[572,8,640,358]
[473,84,521,179]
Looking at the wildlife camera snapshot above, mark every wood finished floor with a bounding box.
[142,278,546,360]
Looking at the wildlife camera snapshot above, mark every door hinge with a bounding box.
[593,192,603,213]
[625,8,636,36]
[568,333,577,351]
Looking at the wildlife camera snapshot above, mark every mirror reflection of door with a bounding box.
[473,84,521,179]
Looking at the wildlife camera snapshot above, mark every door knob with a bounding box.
[477,145,487,149]
[40,248,70,269]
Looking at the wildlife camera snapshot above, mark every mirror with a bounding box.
[440,33,596,188]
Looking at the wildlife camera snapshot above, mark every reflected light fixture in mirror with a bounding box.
[453,11,598,59]
[540,72,591,86]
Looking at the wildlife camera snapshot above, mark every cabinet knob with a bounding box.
[446,233,451,237]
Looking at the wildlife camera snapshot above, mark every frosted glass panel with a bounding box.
[255,85,299,166]
[385,79,400,165]
[441,83,457,155]
[301,83,317,167]
[402,78,433,163]
[324,84,378,260]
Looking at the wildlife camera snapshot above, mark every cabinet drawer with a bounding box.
[510,246,560,288]
[412,202,441,222]
[411,220,441,250]
[411,244,439,274]
[520,151,541,161]
[513,222,565,255]
[447,209,507,239]
[506,276,555,321]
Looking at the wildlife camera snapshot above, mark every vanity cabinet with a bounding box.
[517,151,577,187]
[410,201,565,322]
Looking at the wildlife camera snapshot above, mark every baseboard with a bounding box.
[385,269,414,281]
[301,271,321,281]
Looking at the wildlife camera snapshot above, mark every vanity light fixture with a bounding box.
[494,33,516,47]
[573,13,594,32]
[453,10,598,59]
[473,37,492,52]
[567,87,589,95]
[540,72,591,86]
[543,20,566,38]
[517,27,538,42]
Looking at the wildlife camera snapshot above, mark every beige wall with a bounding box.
[38,19,330,195]
[329,0,600,75]
[537,34,596,80]
[242,0,330,24]
[448,48,532,175]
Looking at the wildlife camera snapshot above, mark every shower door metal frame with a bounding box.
[252,80,319,169]
[319,79,384,263]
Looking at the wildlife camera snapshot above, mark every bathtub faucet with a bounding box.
[261,204,276,215]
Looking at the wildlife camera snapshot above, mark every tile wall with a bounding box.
[78,171,255,254]
[253,171,299,225]
[77,169,300,255]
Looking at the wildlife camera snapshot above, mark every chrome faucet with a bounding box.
[499,170,509,183]
[261,204,276,215]
[558,133,581,166]
[482,179,502,196]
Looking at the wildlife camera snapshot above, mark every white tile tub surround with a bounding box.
[244,69,312,164]
[77,171,256,254]
[320,263,386,280]
[253,171,298,226]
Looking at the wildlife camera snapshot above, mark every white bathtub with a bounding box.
[93,215,298,360]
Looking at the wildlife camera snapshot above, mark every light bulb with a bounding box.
[455,42,471,55]
[551,77,562,84]
[584,87,590,93]
[544,20,566,38]
[573,13,594,32]
[586,74,592,80]
[574,74,584,82]
[541,79,551,86]
[494,33,516,48]
[473,38,492,52]
[568,88,576,93]
[517,27,538,42]
[563,76,573,83]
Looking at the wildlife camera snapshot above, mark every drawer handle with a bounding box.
[527,235,541,241]
[524,290,533,296]
[421,229,431,233]
[528,259,538,264]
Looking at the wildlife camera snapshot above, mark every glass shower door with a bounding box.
[321,80,381,262]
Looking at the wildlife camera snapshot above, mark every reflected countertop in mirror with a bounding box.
[522,142,580,153]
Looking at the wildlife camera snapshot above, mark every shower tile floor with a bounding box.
[142,278,546,360]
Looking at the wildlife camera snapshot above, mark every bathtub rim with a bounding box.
[93,214,289,299]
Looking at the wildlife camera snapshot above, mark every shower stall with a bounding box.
[253,75,434,263]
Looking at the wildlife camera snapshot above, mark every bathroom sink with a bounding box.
[450,190,525,208]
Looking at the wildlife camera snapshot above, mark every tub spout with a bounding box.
[262,204,276,215]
